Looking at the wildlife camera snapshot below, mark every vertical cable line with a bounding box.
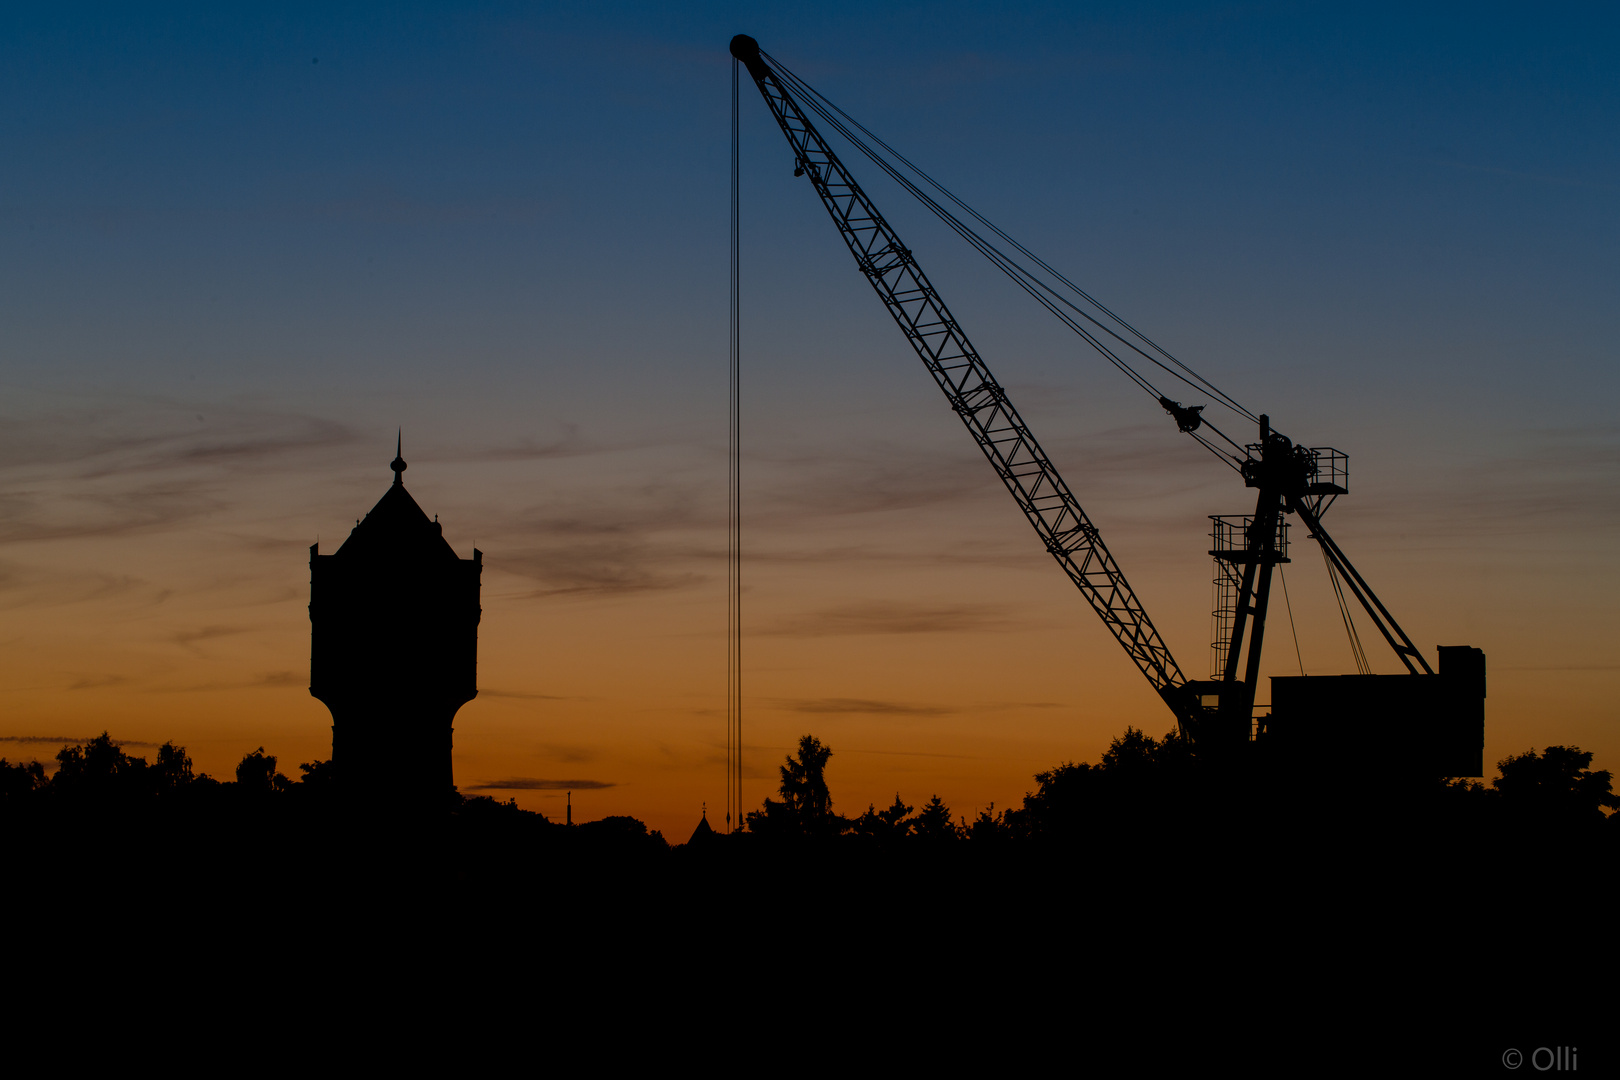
[1321,545,1370,675]
[727,59,743,833]
[1279,562,1305,677]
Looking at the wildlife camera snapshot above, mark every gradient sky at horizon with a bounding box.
[2,2,1616,838]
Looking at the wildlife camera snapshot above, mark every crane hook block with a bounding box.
[1159,396,1205,433]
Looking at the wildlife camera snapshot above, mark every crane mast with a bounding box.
[730,35,1197,733]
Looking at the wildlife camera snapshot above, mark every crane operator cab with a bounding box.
[1264,647,1486,776]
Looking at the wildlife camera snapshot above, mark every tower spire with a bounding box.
[391,430,407,486]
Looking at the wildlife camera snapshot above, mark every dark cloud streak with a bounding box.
[779,697,956,717]
[477,689,576,701]
[466,777,615,791]
[760,600,1018,637]
[0,734,160,748]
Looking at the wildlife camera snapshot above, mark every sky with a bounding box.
[1,2,1615,839]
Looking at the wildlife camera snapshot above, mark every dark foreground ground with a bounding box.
[6,795,1609,1072]
[5,733,1612,1070]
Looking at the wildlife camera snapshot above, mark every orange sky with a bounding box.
[3,398,1613,842]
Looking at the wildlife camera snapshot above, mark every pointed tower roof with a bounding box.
[687,808,716,845]
[334,436,461,563]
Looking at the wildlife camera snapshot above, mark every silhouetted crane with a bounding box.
[730,35,1483,773]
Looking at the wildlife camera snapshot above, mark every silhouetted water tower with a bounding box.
[308,440,482,811]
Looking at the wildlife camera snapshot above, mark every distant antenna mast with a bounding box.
[726,56,744,833]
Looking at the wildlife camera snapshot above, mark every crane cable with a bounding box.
[742,49,1408,693]
[727,58,743,832]
[1278,561,1305,677]
[779,69,1252,469]
[766,52,1258,426]
[1321,544,1372,675]
[762,51,1264,468]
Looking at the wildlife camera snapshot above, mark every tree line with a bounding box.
[735,729,1620,848]
[0,733,331,807]
[5,727,1615,855]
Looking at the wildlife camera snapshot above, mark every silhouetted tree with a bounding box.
[235,748,291,794]
[913,795,957,842]
[967,803,1012,844]
[576,815,670,853]
[1155,728,1196,770]
[1492,746,1618,825]
[781,734,833,819]
[1013,762,1100,841]
[746,734,846,838]
[153,742,195,794]
[0,758,47,804]
[743,797,799,837]
[298,758,336,792]
[853,794,914,844]
[1101,726,1160,774]
[52,733,149,801]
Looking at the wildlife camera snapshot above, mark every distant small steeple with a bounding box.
[688,804,716,845]
[390,430,407,486]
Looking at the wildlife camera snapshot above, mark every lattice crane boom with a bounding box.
[730,35,1196,730]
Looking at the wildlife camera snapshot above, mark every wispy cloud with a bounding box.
[0,562,148,609]
[777,697,956,717]
[155,671,302,693]
[735,541,1031,569]
[0,400,353,478]
[68,674,131,690]
[1346,424,1620,539]
[0,482,223,544]
[73,420,353,479]
[465,777,615,791]
[739,427,1212,543]
[500,544,704,597]
[450,425,609,462]
[0,734,161,748]
[457,432,1183,606]
[477,689,576,701]
[0,396,359,548]
[478,479,717,597]
[760,600,1018,637]
[534,744,599,764]
[171,625,247,651]
[755,443,982,520]
[838,746,978,759]
[221,532,312,553]
[258,671,302,687]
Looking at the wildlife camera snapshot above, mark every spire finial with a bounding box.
[390,429,406,486]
